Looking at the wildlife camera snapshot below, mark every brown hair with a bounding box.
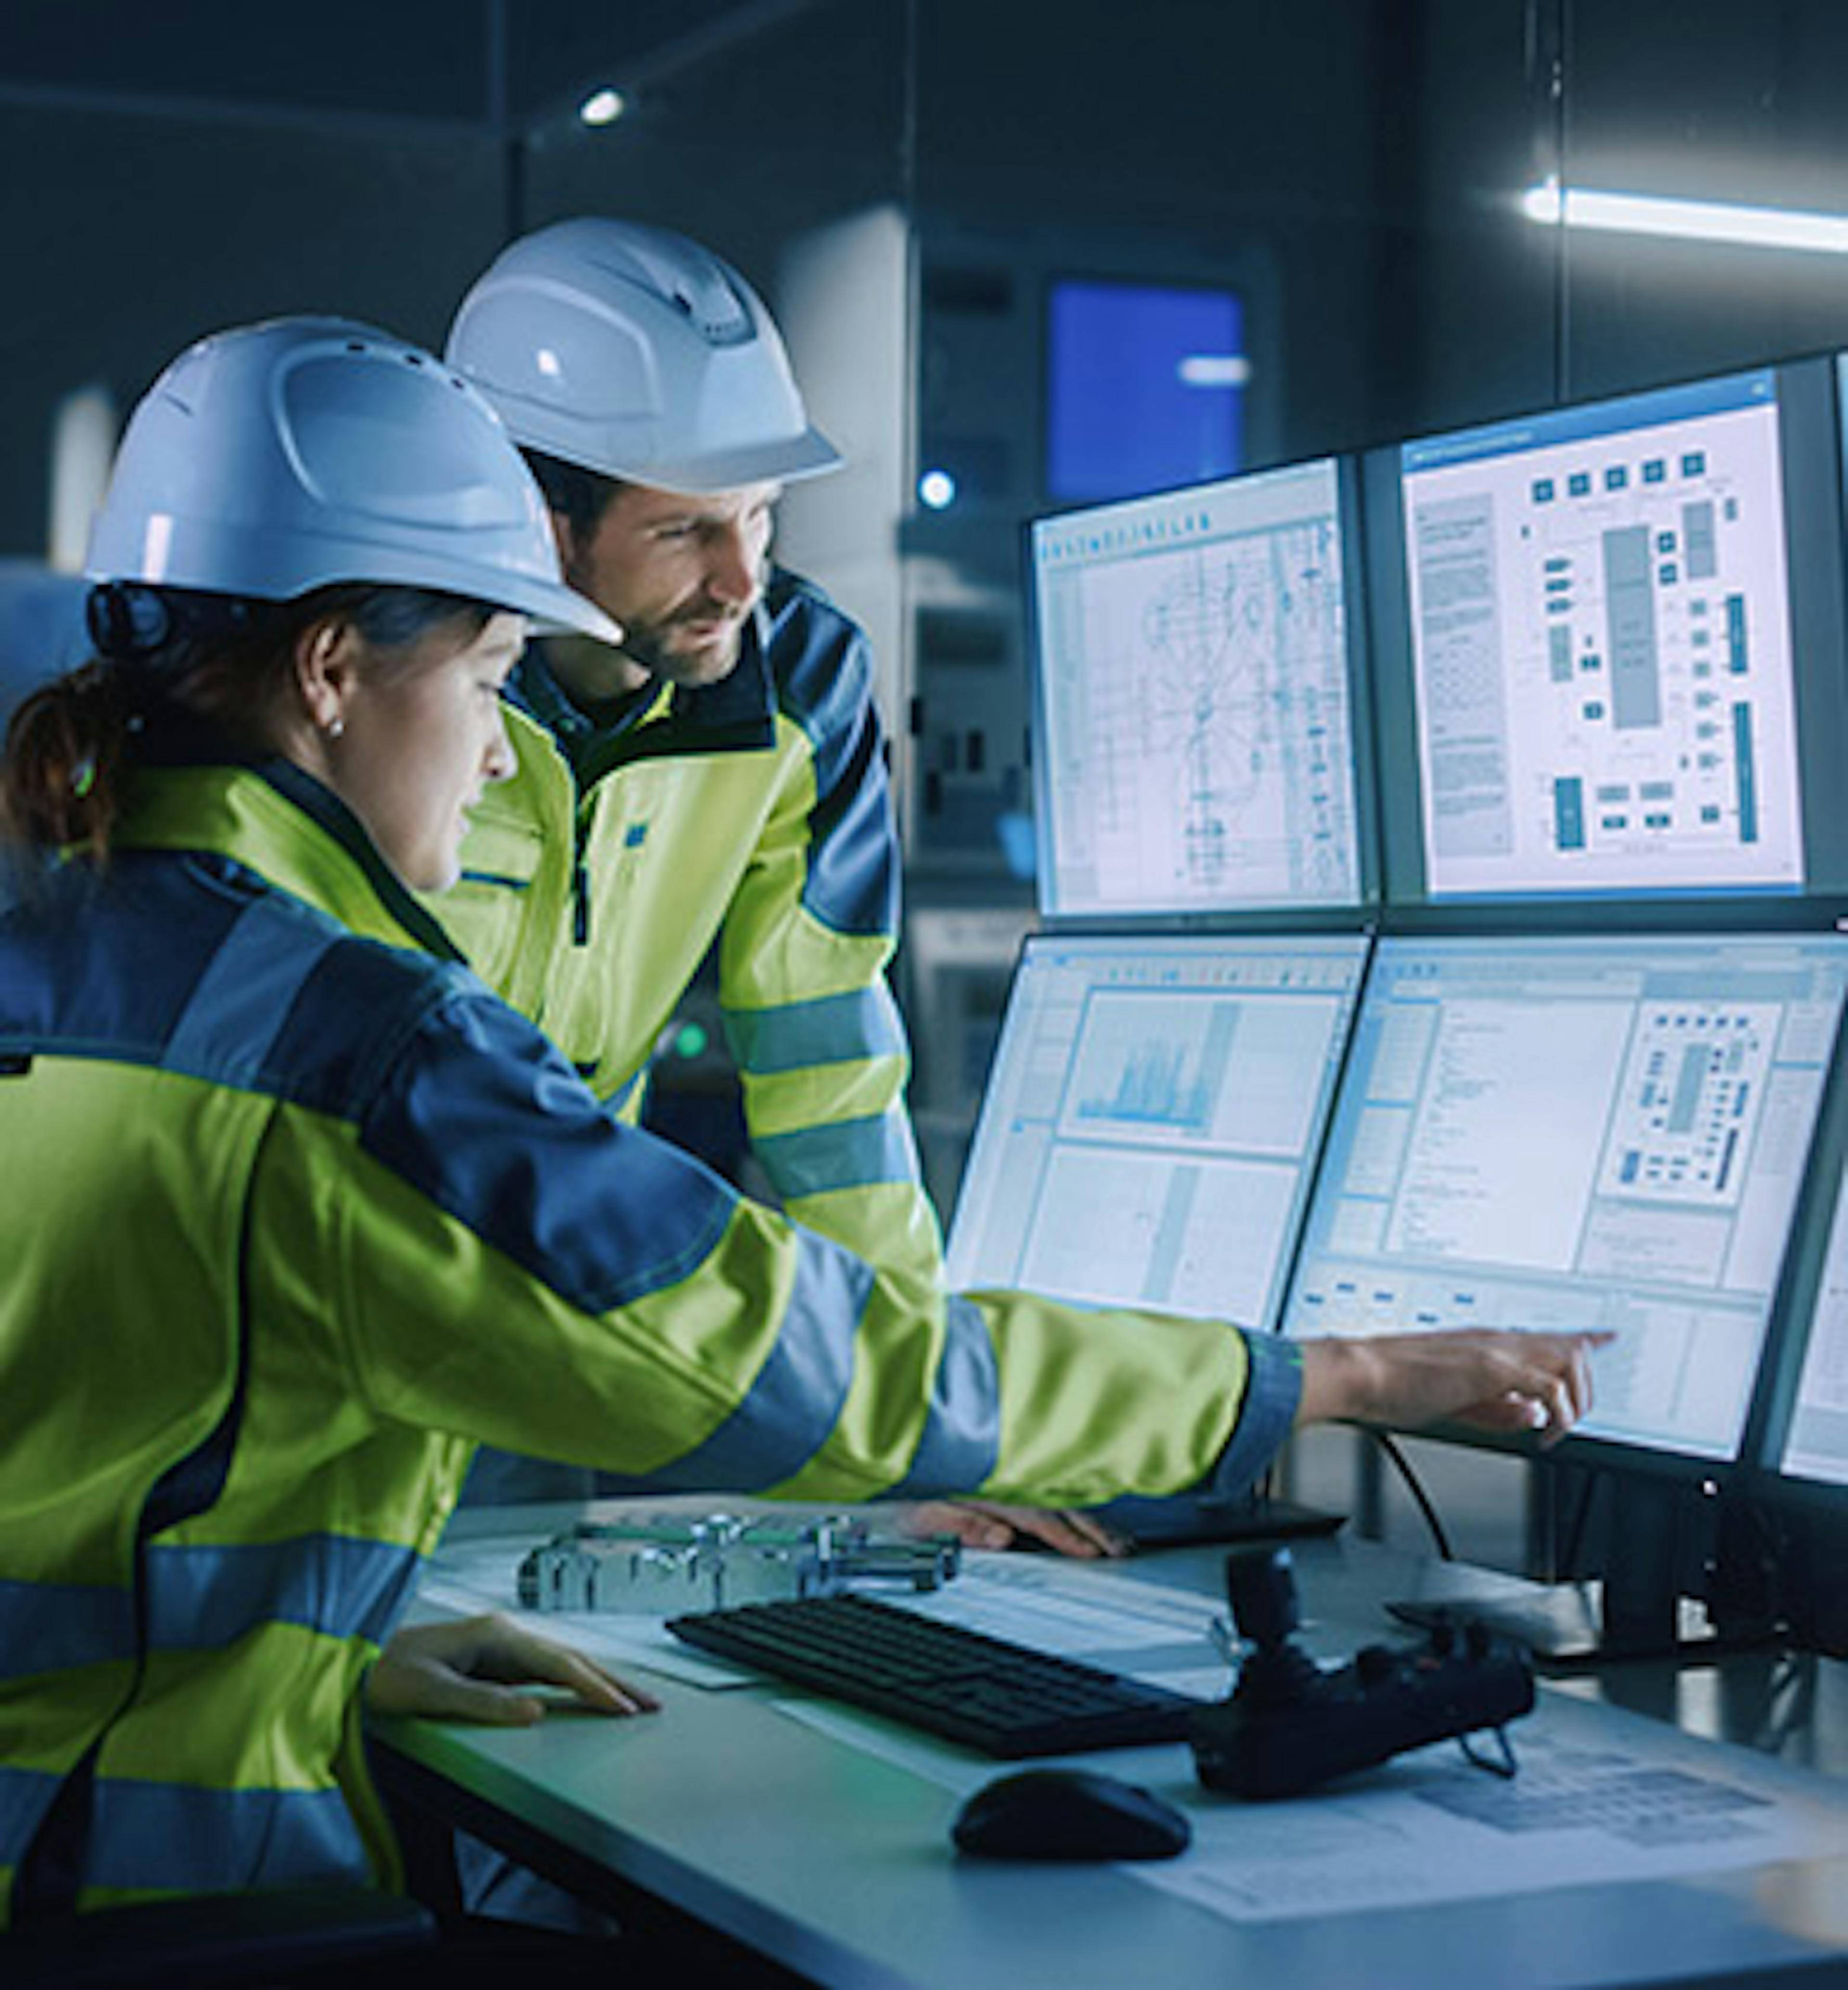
[1,584,494,862]
[522,447,626,542]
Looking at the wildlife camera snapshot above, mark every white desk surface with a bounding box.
[371,1503,1848,1989]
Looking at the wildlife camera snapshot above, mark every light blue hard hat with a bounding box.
[85,317,619,643]
[445,218,841,495]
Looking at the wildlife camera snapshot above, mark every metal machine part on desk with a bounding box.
[517,1513,962,1615]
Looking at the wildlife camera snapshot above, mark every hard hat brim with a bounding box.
[488,403,845,496]
[626,422,843,497]
[85,515,622,648]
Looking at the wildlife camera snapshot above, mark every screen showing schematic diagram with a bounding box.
[1399,369,1805,899]
[946,932,1369,1327]
[1282,934,1848,1463]
[1029,458,1364,917]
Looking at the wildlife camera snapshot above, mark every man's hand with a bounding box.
[896,1500,1130,1559]
[1296,1329,1613,1448]
[364,1614,661,1726]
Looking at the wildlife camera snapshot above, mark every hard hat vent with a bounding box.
[666,273,751,348]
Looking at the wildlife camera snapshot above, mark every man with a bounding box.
[440,218,928,1274]
[439,218,1111,1552]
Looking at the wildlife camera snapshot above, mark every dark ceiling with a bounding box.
[0,0,835,133]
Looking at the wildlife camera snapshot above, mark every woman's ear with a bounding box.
[293,617,359,741]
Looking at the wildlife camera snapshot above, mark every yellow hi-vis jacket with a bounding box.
[430,569,943,1289]
[0,757,1298,1921]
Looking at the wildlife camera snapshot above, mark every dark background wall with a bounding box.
[8,3,1848,539]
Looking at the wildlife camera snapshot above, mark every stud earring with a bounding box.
[326,717,346,739]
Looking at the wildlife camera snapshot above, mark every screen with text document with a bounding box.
[1282,932,1848,1464]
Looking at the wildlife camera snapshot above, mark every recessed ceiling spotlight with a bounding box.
[578,87,628,128]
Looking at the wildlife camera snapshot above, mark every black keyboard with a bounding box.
[665,1592,1205,1758]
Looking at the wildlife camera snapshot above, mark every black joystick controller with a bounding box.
[1190,1548,1536,1799]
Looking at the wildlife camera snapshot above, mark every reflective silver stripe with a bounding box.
[1203,1331,1304,1503]
[726,986,905,1075]
[163,895,342,1089]
[0,1579,129,1681]
[594,1229,873,1494]
[753,1110,920,1199]
[142,1536,422,1652]
[83,1777,370,1893]
[891,1295,1002,1496]
[0,1538,421,1688]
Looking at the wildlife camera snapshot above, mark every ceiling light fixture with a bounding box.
[578,87,628,128]
[1523,179,1848,256]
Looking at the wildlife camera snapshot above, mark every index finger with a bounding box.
[1514,1330,1611,1443]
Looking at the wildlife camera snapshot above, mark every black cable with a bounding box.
[1371,1431,1455,1563]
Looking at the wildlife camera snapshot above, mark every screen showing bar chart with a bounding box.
[947,932,1369,1327]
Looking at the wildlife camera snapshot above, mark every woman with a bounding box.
[0,317,1604,1927]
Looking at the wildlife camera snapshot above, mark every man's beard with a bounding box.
[620,604,749,687]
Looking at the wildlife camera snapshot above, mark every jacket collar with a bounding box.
[115,758,463,963]
[509,592,779,786]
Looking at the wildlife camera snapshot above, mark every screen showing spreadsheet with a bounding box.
[946,931,1370,1327]
[1028,459,1369,919]
[1370,361,1848,908]
[1282,932,1848,1465]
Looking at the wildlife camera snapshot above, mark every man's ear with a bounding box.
[293,616,360,736]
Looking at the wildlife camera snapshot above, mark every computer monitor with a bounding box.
[1364,359,1848,916]
[1729,1031,1848,1657]
[1027,458,1373,923]
[946,931,1370,1331]
[1285,931,1848,1464]
[1750,1030,1848,1504]
[1284,929,1848,1664]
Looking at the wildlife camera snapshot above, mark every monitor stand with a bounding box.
[1384,1479,1782,1675]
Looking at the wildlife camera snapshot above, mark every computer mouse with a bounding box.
[950,1766,1192,1862]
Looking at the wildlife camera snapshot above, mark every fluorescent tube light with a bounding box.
[1524,180,1848,255]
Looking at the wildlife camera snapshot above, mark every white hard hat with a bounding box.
[86,317,619,643]
[444,218,842,495]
